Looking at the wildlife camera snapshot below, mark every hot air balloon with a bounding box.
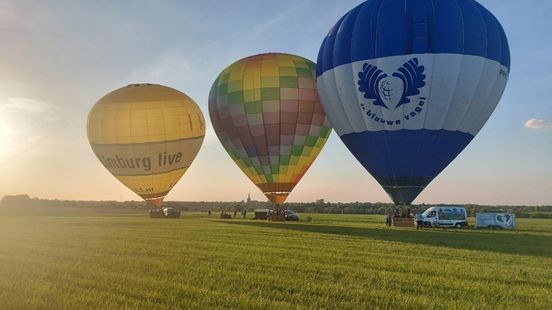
[209,53,332,204]
[316,0,510,205]
[87,84,205,206]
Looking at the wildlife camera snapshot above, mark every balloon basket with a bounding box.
[393,217,414,228]
[149,209,166,218]
[269,214,286,222]
[149,208,180,219]
[220,213,232,219]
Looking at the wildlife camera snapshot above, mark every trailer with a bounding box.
[476,213,516,229]
[254,209,269,220]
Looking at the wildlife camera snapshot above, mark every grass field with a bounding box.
[0,206,550,309]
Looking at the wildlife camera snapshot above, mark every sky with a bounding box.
[0,0,550,205]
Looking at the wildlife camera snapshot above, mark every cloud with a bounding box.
[0,97,57,114]
[126,51,193,84]
[0,97,59,127]
[0,97,59,159]
[251,0,313,38]
[524,118,552,130]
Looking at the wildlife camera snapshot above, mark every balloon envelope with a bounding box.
[209,53,332,204]
[316,0,510,205]
[87,84,205,205]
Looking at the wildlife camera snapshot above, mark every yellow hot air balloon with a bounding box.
[87,84,205,206]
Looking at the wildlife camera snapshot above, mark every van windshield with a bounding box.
[424,210,437,218]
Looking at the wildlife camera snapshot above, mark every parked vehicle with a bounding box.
[254,209,299,221]
[163,207,180,218]
[149,207,180,219]
[285,210,299,221]
[254,209,270,220]
[476,213,516,229]
[419,206,468,228]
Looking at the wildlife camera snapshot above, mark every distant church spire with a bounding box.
[247,193,251,203]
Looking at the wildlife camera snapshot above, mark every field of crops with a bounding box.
[0,206,550,309]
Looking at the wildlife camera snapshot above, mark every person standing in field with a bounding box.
[386,212,392,227]
[416,213,424,229]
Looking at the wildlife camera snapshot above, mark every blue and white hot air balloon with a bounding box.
[316,0,510,205]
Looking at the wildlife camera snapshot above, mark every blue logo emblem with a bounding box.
[358,58,426,110]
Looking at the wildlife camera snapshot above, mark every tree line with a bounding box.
[1,194,551,219]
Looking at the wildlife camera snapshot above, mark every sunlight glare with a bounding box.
[0,115,13,155]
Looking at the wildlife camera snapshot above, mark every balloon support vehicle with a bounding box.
[285,210,299,221]
[149,207,181,219]
[253,209,299,221]
[418,206,468,228]
[476,213,516,229]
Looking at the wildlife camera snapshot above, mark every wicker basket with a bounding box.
[270,214,286,222]
[393,217,414,227]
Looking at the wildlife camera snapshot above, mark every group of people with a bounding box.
[207,209,247,219]
[219,210,231,219]
[268,208,285,221]
[394,208,414,218]
[385,208,418,227]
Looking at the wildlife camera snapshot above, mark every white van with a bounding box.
[419,206,468,228]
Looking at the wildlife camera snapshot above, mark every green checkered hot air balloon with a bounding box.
[209,53,332,204]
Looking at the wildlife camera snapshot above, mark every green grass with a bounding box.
[0,207,550,309]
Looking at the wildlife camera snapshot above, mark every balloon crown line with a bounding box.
[127,83,156,88]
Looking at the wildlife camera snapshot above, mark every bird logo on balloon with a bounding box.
[358,57,426,111]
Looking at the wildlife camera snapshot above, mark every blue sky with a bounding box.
[0,0,550,205]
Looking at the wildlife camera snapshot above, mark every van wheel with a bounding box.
[455,223,462,228]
